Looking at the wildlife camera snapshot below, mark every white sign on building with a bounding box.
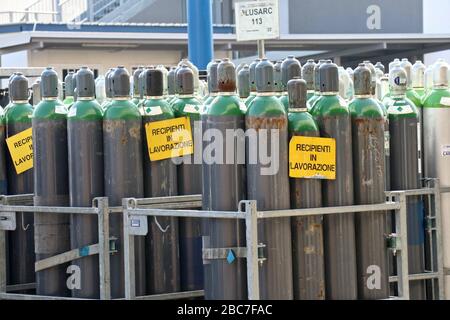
[235,0,280,42]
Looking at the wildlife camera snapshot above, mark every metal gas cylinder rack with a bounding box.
[0,194,205,300]
[387,179,448,300]
[121,194,205,300]
[122,180,447,300]
[0,194,113,300]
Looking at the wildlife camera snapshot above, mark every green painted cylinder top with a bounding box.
[76,67,95,98]
[353,63,372,96]
[281,55,301,91]
[111,66,130,97]
[40,67,59,98]
[301,59,316,91]
[9,73,29,101]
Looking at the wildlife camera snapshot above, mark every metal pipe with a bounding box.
[244,201,260,300]
[126,208,245,219]
[187,0,213,70]
[257,40,265,59]
[0,206,98,214]
[123,206,135,300]
[128,290,204,300]
[259,203,399,219]
[97,197,111,300]
[389,272,440,282]
[433,181,446,299]
[396,193,410,299]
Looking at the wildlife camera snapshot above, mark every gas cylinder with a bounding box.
[338,66,353,102]
[101,68,114,110]
[308,59,327,113]
[244,59,261,108]
[137,67,148,109]
[178,59,201,100]
[32,78,41,106]
[382,60,402,108]
[389,58,401,72]
[4,73,34,291]
[67,67,104,298]
[132,66,144,106]
[140,67,180,295]
[364,61,391,191]
[63,71,75,107]
[401,59,423,110]
[156,65,169,96]
[378,74,389,101]
[287,77,325,300]
[423,65,434,103]
[412,61,426,99]
[103,66,145,298]
[346,67,354,83]
[202,58,247,300]
[95,75,106,106]
[32,67,70,296]
[387,64,425,299]
[0,107,5,197]
[279,55,301,111]
[350,63,388,299]
[167,66,178,104]
[273,60,283,97]
[375,62,385,74]
[4,73,19,113]
[203,59,221,113]
[245,58,293,299]
[171,65,204,292]
[236,62,247,78]
[301,59,316,105]
[413,60,427,179]
[314,61,357,299]
[423,59,450,299]
[237,64,250,101]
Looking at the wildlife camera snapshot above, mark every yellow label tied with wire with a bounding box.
[6,127,33,174]
[289,136,336,179]
[145,117,193,161]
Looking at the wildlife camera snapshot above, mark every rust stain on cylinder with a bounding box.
[246,116,287,131]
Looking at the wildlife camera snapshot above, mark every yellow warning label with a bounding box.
[145,117,194,161]
[289,136,336,179]
[6,127,33,174]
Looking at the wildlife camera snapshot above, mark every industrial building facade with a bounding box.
[0,0,449,83]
